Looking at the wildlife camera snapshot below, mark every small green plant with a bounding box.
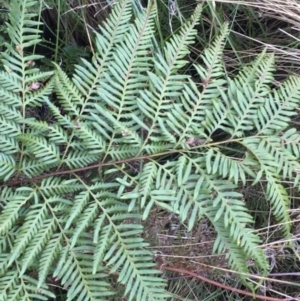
[1,0,300,300]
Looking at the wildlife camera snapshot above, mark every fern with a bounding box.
[1,0,300,300]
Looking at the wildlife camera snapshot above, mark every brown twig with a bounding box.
[160,265,291,301]
[0,150,179,188]
[0,140,229,188]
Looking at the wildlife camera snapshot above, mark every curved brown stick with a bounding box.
[160,265,290,301]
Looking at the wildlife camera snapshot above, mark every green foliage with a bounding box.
[1,0,300,300]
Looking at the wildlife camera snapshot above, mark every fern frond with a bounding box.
[138,161,158,208]
[103,218,168,301]
[282,128,300,160]
[40,177,83,196]
[93,223,112,273]
[205,147,257,185]
[164,154,269,275]
[20,218,57,275]
[0,271,55,300]
[8,202,49,267]
[138,4,202,151]
[94,0,133,71]
[255,76,300,135]
[0,71,22,94]
[201,186,268,278]
[95,195,168,300]
[64,150,100,169]
[54,246,115,301]
[20,157,54,178]
[243,137,295,236]
[211,215,267,280]
[227,53,275,137]
[93,3,157,161]
[37,233,63,288]
[54,66,84,115]
[65,190,91,230]
[266,175,291,236]
[168,24,229,144]
[0,153,16,181]
[70,202,100,248]
[0,188,35,236]
[19,134,60,164]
